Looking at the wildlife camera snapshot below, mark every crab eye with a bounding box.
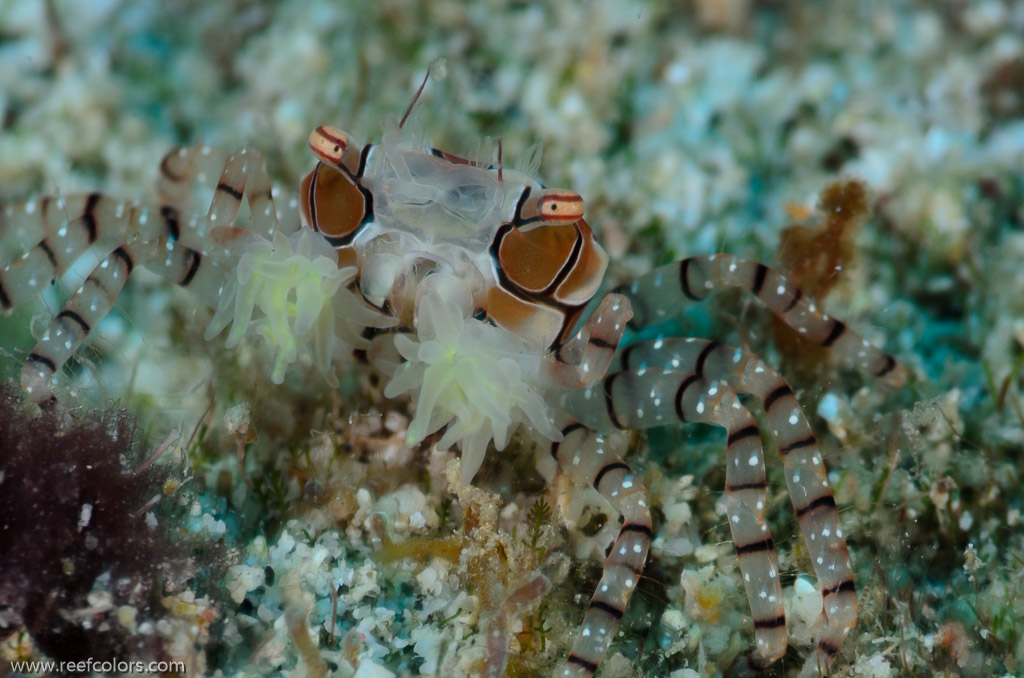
[309,125,350,166]
[538,189,584,224]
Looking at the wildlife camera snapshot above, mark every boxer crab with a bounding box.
[0,88,905,676]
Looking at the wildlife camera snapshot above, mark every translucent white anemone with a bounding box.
[206,228,385,386]
[384,274,561,485]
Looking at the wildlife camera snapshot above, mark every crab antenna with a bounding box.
[399,67,431,130]
[497,137,504,187]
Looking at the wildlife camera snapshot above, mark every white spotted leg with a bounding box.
[619,338,862,673]
[19,241,143,402]
[14,225,238,407]
[158,145,292,239]
[5,146,287,404]
[1,145,279,317]
[618,254,906,387]
[0,195,96,266]
[549,293,632,389]
[0,194,162,311]
[549,417,653,677]
[157,144,218,211]
[557,373,789,669]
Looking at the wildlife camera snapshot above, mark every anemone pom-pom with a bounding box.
[205,229,378,386]
[384,273,560,484]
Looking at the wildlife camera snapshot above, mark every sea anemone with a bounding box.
[384,273,561,484]
[205,228,388,386]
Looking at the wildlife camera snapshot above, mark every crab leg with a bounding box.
[0,195,78,263]
[619,338,859,672]
[558,372,790,668]
[619,254,906,387]
[4,147,286,404]
[1,195,159,308]
[549,293,632,389]
[549,418,653,677]
[19,240,143,402]
[158,145,290,238]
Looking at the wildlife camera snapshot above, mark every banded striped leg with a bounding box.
[549,293,632,389]
[158,144,229,213]
[0,192,229,308]
[619,338,860,673]
[158,145,288,239]
[17,227,234,406]
[549,418,653,677]
[19,241,144,402]
[557,373,789,669]
[618,254,906,387]
[0,196,75,263]
[0,192,233,403]
[153,145,302,309]
[0,195,164,311]
[6,148,289,404]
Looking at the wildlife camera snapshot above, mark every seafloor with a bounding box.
[1,1,1023,677]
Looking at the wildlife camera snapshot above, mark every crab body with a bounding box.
[301,121,608,352]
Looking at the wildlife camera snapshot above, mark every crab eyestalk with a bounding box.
[308,125,363,176]
[514,187,585,229]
